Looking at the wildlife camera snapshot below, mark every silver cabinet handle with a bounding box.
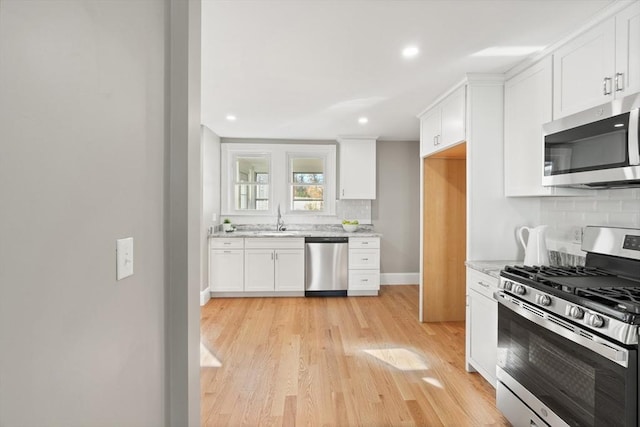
[342,189,344,196]
[603,77,612,95]
[223,251,231,254]
[615,72,624,92]
[275,253,278,260]
[362,258,369,261]
[477,281,491,289]
[433,135,438,146]
[362,279,369,282]
[361,242,368,245]
[223,242,231,245]
[271,252,274,260]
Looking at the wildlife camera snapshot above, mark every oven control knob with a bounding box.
[513,284,526,296]
[503,280,512,291]
[569,306,584,319]
[537,294,551,306]
[586,313,605,328]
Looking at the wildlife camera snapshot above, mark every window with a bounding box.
[290,157,325,211]
[233,156,270,211]
[221,143,335,216]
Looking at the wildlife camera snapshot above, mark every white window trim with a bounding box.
[221,143,336,218]
[285,149,336,216]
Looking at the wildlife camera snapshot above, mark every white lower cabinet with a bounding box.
[209,238,245,292]
[244,238,305,292]
[348,237,380,294]
[465,267,498,386]
[274,249,305,291]
[244,249,276,291]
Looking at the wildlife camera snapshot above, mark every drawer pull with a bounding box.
[223,242,231,245]
[361,242,369,245]
[223,251,231,254]
[477,281,490,289]
[362,258,369,261]
[362,279,369,282]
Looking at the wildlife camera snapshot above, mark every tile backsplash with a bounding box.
[541,188,640,259]
[337,199,372,224]
[541,188,640,229]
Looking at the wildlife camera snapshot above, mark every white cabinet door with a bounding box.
[615,2,640,97]
[420,86,466,157]
[467,288,497,386]
[274,249,304,291]
[244,249,275,291]
[210,250,244,292]
[553,18,616,119]
[440,86,466,147]
[339,138,376,199]
[420,107,441,157]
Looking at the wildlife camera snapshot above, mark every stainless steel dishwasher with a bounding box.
[305,236,348,297]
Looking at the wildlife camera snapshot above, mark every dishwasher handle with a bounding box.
[304,236,348,244]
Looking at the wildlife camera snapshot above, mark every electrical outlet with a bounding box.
[571,227,583,244]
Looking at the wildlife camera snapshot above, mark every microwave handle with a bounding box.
[629,108,639,166]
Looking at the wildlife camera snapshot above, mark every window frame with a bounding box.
[221,143,336,218]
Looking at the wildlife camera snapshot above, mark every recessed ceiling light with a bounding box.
[472,46,545,57]
[402,46,419,58]
[225,115,237,121]
[358,117,369,124]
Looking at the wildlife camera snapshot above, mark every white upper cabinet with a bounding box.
[553,2,640,119]
[504,58,584,197]
[338,137,376,199]
[505,58,552,196]
[419,85,466,157]
[615,1,640,97]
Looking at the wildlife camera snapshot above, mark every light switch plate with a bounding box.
[116,237,134,280]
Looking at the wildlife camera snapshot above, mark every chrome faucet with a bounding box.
[276,204,286,231]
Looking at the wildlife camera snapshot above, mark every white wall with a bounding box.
[0,1,169,425]
[201,126,221,292]
[372,140,420,275]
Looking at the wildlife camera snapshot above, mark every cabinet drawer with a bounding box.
[349,249,379,269]
[348,237,380,249]
[245,238,305,249]
[210,238,244,249]
[467,268,498,300]
[349,270,380,290]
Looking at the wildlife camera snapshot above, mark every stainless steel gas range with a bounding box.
[496,226,640,427]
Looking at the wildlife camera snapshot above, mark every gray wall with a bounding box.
[0,1,170,425]
[372,140,420,274]
[201,126,221,291]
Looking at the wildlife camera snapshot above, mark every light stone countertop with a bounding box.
[209,225,382,239]
[465,260,520,279]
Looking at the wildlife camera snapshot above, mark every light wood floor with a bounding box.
[200,285,508,426]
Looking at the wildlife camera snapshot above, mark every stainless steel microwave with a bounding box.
[542,93,640,188]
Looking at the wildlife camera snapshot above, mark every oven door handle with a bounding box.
[496,292,630,367]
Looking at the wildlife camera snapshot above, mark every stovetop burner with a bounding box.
[501,262,640,322]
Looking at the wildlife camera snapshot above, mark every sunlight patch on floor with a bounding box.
[422,376,444,389]
[362,348,429,371]
[200,342,222,368]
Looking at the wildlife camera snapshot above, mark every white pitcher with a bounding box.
[518,225,549,266]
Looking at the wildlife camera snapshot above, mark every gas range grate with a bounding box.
[503,265,613,281]
[577,287,640,314]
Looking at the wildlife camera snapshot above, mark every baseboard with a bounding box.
[380,273,419,285]
[200,286,211,306]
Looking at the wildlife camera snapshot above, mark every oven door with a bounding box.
[496,294,637,427]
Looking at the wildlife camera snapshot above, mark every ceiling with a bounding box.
[201,0,613,141]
